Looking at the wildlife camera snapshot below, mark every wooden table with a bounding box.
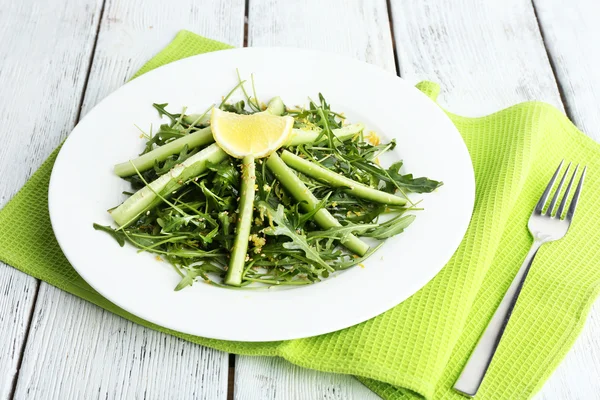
[1,0,599,398]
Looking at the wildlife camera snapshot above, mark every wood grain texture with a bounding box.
[248,0,396,73]
[236,1,394,398]
[13,286,228,400]
[390,1,600,399]
[532,0,600,398]
[234,357,380,400]
[239,0,598,399]
[535,305,600,400]
[533,0,600,141]
[0,0,104,398]
[390,0,563,115]
[2,0,599,399]
[12,0,245,398]
[0,274,37,400]
[80,0,245,112]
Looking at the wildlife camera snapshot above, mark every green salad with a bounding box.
[95,77,442,290]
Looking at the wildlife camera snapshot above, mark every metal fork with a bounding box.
[454,160,587,397]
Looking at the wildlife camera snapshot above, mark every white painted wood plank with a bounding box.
[0,0,103,398]
[531,1,600,398]
[535,304,600,400]
[248,0,396,73]
[240,0,595,399]
[14,285,228,400]
[390,1,599,399]
[532,0,600,141]
[236,1,393,398]
[13,0,245,398]
[390,0,563,115]
[5,1,596,400]
[0,274,37,400]
[235,357,380,400]
[80,0,245,113]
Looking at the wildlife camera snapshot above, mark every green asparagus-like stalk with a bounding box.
[264,96,285,116]
[111,144,228,226]
[114,127,214,177]
[111,99,365,226]
[113,122,358,177]
[182,113,210,126]
[286,123,363,146]
[280,150,407,206]
[224,156,255,286]
[266,153,369,256]
[113,97,285,177]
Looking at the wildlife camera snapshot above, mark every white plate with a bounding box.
[49,48,474,341]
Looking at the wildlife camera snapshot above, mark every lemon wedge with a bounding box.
[211,108,293,159]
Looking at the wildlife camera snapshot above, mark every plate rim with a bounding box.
[48,47,475,341]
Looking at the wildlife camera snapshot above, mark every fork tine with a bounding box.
[546,162,571,216]
[556,164,579,219]
[566,166,587,220]
[535,160,564,214]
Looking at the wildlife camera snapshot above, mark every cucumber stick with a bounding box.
[114,127,214,177]
[113,97,285,177]
[113,98,360,178]
[110,144,227,226]
[286,123,364,146]
[266,153,369,256]
[224,156,256,286]
[280,150,407,206]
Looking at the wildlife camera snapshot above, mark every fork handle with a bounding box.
[454,240,543,397]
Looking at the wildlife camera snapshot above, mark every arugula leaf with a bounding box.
[385,161,443,193]
[93,223,126,246]
[97,86,443,289]
[260,202,333,272]
[158,214,199,233]
[363,214,416,239]
[297,193,330,228]
[175,262,223,291]
[207,159,240,189]
[152,103,181,124]
[307,223,377,240]
[154,145,197,175]
[337,242,384,269]
[221,100,251,115]
[218,211,232,250]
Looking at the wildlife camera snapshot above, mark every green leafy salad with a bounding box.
[94,77,442,290]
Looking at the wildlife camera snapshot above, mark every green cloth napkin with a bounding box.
[1,30,600,399]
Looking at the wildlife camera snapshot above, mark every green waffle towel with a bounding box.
[1,30,599,399]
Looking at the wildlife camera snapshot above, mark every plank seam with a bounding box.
[73,0,108,124]
[243,0,249,47]
[7,281,40,400]
[227,354,235,400]
[385,0,401,76]
[232,1,249,397]
[8,0,107,396]
[530,0,572,118]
